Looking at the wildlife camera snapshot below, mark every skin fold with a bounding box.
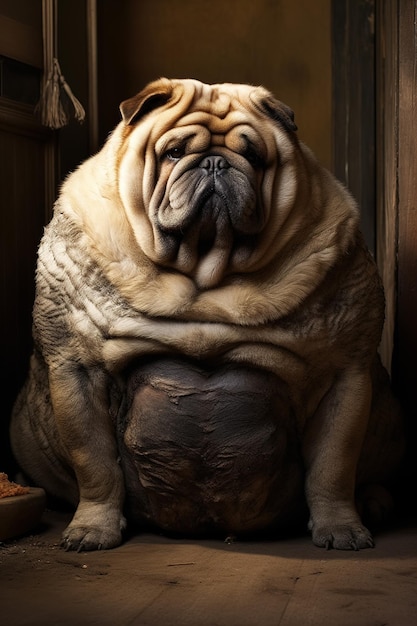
[10,78,404,551]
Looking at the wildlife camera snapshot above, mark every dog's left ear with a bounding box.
[251,90,297,133]
[120,78,174,125]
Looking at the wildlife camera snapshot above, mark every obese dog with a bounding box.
[10,78,404,550]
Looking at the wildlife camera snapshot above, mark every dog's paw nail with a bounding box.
[224,535,237,544]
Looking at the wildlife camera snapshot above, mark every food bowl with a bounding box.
[0,487,46,541]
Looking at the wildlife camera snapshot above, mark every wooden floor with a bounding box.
[1,510,417,626]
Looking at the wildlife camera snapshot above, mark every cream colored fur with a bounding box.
[10,78,403,551]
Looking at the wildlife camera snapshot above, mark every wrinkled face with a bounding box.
[117,78,298,288]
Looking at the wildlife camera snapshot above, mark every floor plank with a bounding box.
[1,511,416,625]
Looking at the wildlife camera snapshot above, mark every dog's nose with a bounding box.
[200,156,230,174]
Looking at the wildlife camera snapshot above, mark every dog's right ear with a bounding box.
[250,87,297,133]
[120,78,174,125]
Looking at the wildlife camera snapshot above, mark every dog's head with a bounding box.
[116,78,299,288]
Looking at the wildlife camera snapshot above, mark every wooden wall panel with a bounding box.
[97,0,331,169]
[0,0,42,67]
[332,0,376,253]
[375,0,399,372]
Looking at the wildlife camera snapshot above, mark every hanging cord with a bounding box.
[35,0,86,129]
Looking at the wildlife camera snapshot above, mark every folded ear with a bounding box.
[119,78,174,125]
[251,89,297,133]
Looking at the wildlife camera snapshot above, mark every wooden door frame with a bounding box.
[332,0,417,476]
[376,0,417,482]
[375,0,398,375]
[331,0,397,367]
[391,0,417,437]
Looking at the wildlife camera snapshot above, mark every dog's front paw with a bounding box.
[310,522,374,551]
[61,524,123,551]
[61,503,126,551]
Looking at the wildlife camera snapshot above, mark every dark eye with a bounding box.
[244,145,265,169]
[165,146,186,161]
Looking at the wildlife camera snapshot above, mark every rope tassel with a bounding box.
[36,58,85,129]
[36,0,86,129]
